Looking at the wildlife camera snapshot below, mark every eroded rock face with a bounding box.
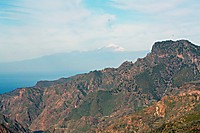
[0,114,28,133]
[0,40,199,132]
[0,125,10,133]
[0,87,44,129]
[154,101,166,117]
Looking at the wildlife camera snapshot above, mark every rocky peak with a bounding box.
[151,40,200,57]
[150,40,200,71]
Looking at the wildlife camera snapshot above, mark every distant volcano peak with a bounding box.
[106,43,125,52]
[98,43,125,52]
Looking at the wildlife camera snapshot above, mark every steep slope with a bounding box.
[0,40,199,132]
[0,114,28,133]
[0,125,12,133]
[0,87,44,130]
[101,81,200,132]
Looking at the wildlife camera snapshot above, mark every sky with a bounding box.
[0,0,200,62]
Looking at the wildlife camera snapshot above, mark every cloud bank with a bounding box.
[0,0,199,62]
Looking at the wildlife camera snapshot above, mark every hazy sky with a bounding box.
[0,0,200,62]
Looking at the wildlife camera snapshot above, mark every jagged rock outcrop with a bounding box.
[0,40,199,132]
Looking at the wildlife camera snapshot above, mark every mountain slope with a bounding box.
[0,40,199,132]
[101,81,200,132]
[0,114,29,133]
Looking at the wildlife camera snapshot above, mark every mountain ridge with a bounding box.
[0,39,199,132]
[0,49,147,94]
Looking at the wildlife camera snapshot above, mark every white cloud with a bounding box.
[107,0,200,46]
[110,0,185,13]
[0,0,117,62]
[0,0,199,62]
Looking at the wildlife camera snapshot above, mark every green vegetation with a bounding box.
[173,65,196,87]
[74,124,90,132]
[135,70,158,99]
[154,112,200,133]
[66,90,119,121]
[152,63,166,73]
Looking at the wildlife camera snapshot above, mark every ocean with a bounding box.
[0,72,78,94]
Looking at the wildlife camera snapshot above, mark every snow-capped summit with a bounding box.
[106,43,125,52]
[98,43,125,52]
